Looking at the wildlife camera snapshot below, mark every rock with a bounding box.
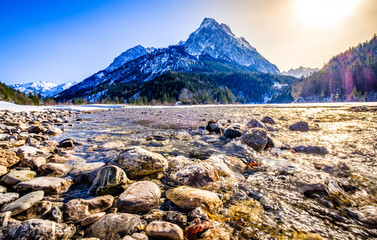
[246,119,266,130]
[0,193,19,207]
[223,123,244,138]
[357,205,377,226]
[0,150,20,167]
[28,125,48,134]
[200,228,230,240]
[130,233,149,240]
[14,177,72,194]
[14,200,52,220]
[39,163,70,177]
[89,165,128,196]
[289,121,310,132]
[20,157,46,170]
[265,136,275,149]
[1,191,44,215]
[1,170,36,185]
[145,221,184,240]
[51,206,63,223]
[2,219,75,240]
[0,165,7,176]
[85,213,142,240]
[172,163,218,187]
[58,139,75,149]
[188,207,209,220]
[16,146,46,159]
[293,145,328,155]
[116,146,168,178]
[241,128,268,152]
[81,212,106,226]
[166,186,222,213]
[163,211,187,227]
[48,127,63,136]
[63,195,114,221]
[206,120,226,133]
[115,181,161,214]
[0,185,6,193]
[261,116,276,125]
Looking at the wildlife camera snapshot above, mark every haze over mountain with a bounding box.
[56,18,280,102]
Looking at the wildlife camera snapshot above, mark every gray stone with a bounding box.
[81,212,106,226]
[241,128,268,152]
[1,190,44,215]
[292,145,328,155]
[223,123,244,138]
[1,170,36,185]
[16,146,46,159]
[172,162,218,187]
[206,120,227,133]
[89,165,128,196]
[14,177,72,194]
[48,127,63,136]
[85,213,142,240]
[188,207,209,220]
[20,156,46,170]
[51,206,63,223]
[115,181,161,214]
[246,119,267,130]
[14,200,52,220]
[0,193,19,207]
[289,121,310,132]
[145,221,184,240]
[116,146,168,178]
[39,163,70,177]
[261,116,276,125]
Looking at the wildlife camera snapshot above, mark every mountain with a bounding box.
[0,81,42,105]
[281,66,319,78]
[12,81,76,97]
[55,18,280,102]
[293,34,377,102]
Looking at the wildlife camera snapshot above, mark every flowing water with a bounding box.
[57,103,377,239]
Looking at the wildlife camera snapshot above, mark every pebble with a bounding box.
[145,221,184,240]
[241,128,268,152]
[89,165,128,196]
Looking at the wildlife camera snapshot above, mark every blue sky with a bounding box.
[1,0,376,85]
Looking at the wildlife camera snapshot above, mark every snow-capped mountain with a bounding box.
[56,18,280,101]
[12,81,76,97]
[281,66,319,78]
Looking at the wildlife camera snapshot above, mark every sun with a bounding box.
[293,0,362,28]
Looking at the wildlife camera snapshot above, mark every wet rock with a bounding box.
[206,120,226,133]
[241,128,268,152]
[116,146,168,178]
[85,213,142,240]
[115,181,161,214]
[1,190,44,215]
[81,212,106,226]
[293,145,328,155]
[289,121,310,132]
[145,221,184,240]
[14,177,72,194]
[63,195,114,221]
[200,228,230,240]
[188,207,209,220]
[89,165,128,196]
[184,218,214,240]
[0,150,20,167]
[223,123,244,138]
[16,146,46,159]
[39,163,70,177]
[14,200,52,220]
[3,219,75,240]
[58,139,75,149]
[166,186,222,213]
[172,163,219,187]
[20,156,46,170]
[51,206,63,223]
[1,170,36,185]
[47,127,63,136]
[0,193,19,207]
[261,116,276,125]
[163,211,187,227]
[246,119,267,130]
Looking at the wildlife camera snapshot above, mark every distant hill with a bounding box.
[0,81,42,105]
[281,66,318,78]
[293,34,377,102]
[12,81,76,97]
[55,18,280,103]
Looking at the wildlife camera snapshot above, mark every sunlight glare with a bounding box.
[294,0,362,28]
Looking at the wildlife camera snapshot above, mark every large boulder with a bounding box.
[85,213,142,240]
[20,157,46,170]
[115,181,161,214]
[206,120,227,133]
[289,121,310,132]
[1,191,44,215]
[171,163,218,187]
[261,116,276,125]
[3,219,75,240]
[0,150,20,167]
[166,186,222,213]
[116,147,168,178]
[14,177,72,194]
[63,195,114,221]
[39,163,70,177]
[89,165,128,196]
[241,128,268,152]
[145,221,184,240]
[1,170,36,185]
[223,123,244,138]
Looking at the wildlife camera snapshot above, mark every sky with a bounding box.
[0,0,376,85]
